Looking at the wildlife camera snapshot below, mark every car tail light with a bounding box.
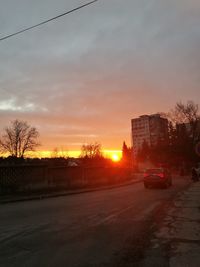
[158,173,164,178]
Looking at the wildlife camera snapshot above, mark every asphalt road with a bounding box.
[0,176,190,267]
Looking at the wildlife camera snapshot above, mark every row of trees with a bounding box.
[136,101,200,167]
[0,120,103,158]
[0,121,110,166]
[0,101,199,168]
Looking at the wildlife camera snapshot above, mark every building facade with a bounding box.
[131,114,169,154]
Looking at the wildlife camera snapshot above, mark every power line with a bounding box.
[0,0,99,42]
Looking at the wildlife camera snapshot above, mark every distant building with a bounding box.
[131,114,169,154]
[177,121,200,138]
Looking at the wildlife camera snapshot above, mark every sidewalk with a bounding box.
[144,181,200,267]
[0,176,142,204]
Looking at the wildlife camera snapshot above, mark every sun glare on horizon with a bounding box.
[111,153,120,162]
[31,150,122,161]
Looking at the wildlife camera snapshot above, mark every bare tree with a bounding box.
[0,119,40,157]
[170,101,199,123]
[51,147,59,158]
[170,101,200,143]
[80,142,102,158]
[51,147,68,158]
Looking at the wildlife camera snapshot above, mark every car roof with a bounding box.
[145,168,164,172]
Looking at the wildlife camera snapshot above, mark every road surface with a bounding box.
[0,176,190,267]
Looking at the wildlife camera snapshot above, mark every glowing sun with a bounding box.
[111,153,120,162]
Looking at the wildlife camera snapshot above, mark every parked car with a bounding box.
[143,168,172,189]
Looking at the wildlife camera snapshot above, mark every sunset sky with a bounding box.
[0,0,200,157]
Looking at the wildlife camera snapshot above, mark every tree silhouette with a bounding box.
[80,142,102,159]
[122,141,132,166]
[170,101,200,144]
[0,119,40,158]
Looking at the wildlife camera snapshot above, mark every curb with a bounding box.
[0,178,142,204]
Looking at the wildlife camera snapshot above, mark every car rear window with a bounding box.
[145,169,163,174]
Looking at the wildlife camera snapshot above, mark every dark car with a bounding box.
[143,168,172,189]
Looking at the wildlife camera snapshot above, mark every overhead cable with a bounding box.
[0,0,99,42]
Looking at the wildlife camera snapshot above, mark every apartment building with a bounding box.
[131,114,168,153]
